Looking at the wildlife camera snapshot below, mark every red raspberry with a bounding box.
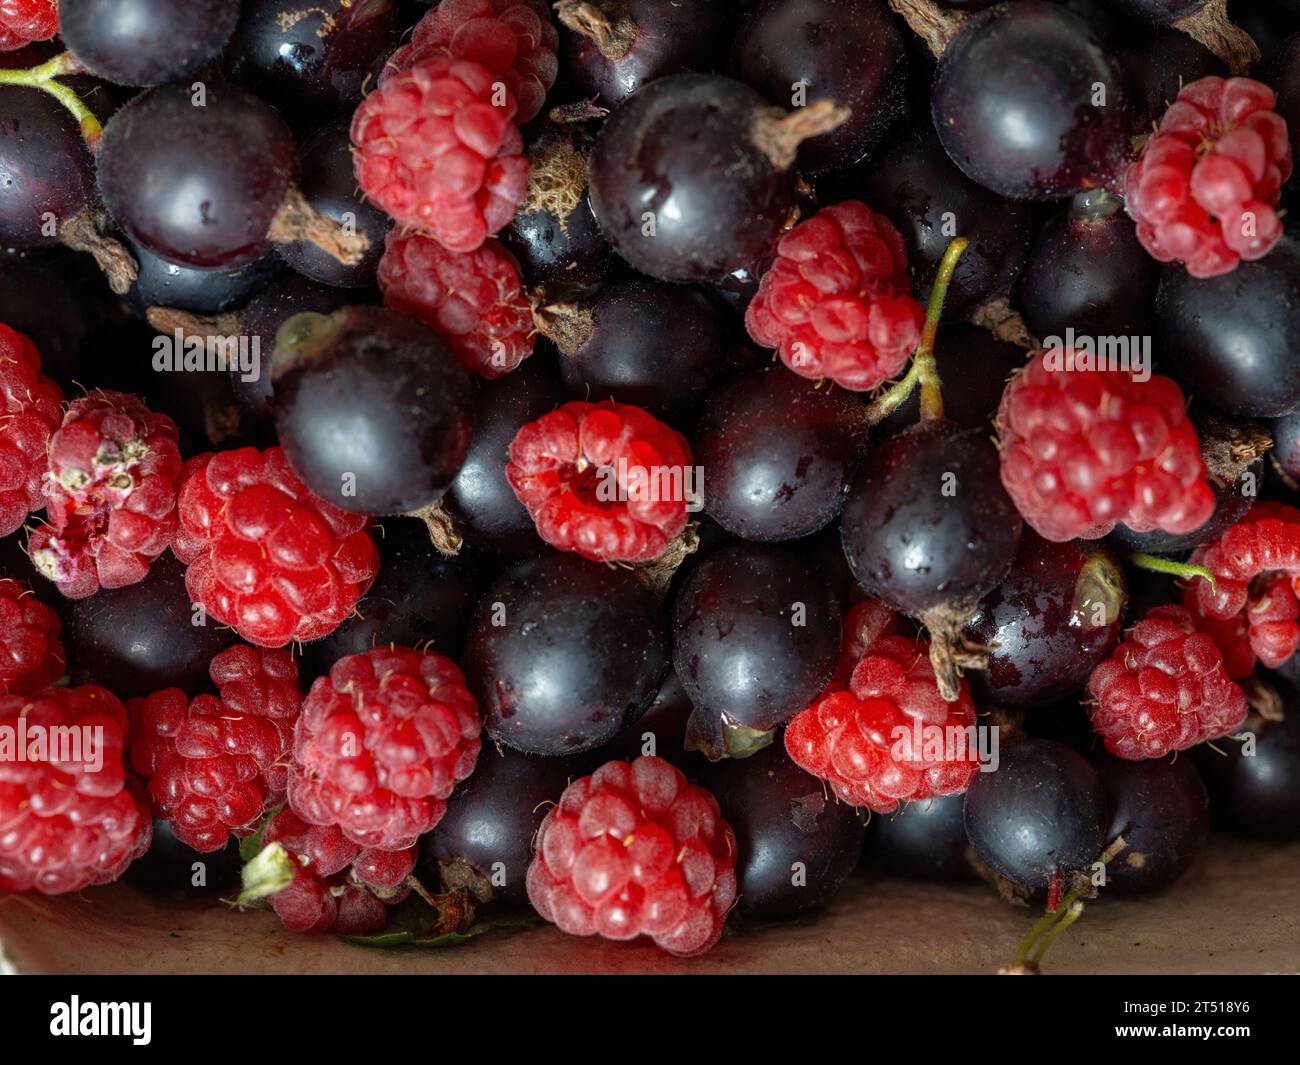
[0,323,64,537]
[784,635,980,813]
[287,647,481,851]
[127,644,301,852]
[0,0,58,50]
[1124,76,1292,278]
[383,0,560,124]
[378,230,534,379]
[1088,605,1247,760]
[0,578,64,695]
[997,349,1214,542]
[506,399,693,563]
[526,756,738,956]
[29,390,181,599]
[0,685,152,894]
[1185,502,1300,672]
[825,599,899,693]
[744,201,925,392]
[351,56,529,253]
[171,447,380,648]
[250,808,416,934]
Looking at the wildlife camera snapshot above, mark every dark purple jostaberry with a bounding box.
[870,792,974,880]
[1198,695,1300,840]
[1114,27,1226,135]
[963,532,1126,708]
[127,243,284,319]
[600,669,699,770]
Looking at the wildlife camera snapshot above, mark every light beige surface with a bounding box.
[2,836,1296,975]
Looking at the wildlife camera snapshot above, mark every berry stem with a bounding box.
[886,0,968,57]
[554,1,637,59]
[0,52,103,150]
[1125,551,1217,592]
[1174,0,1260,75]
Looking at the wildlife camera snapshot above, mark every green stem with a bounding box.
[1125,551,1217,592]
[1012,884,1085,966]
[863,236,969,426]
[0,52,103,150]
[1030,900,1085,965]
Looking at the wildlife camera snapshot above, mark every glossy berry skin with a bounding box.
[506,400,692,563]
[841,420,1022,616]
[693,367,864,543]
[0,322,64,537]
[702,743,864,919]
[272,306,476,515]
[230,0,400,113]
[58,552,239,697]
[963,739,1108,890]
[0,577,63,695]
[442,360,566,555]
[744,201,925,391]
[60,0,241,86]
[0,685,152,894]
[300,517,479,680]
[1155,232,1300,418]
[730,0,906,174]
[931,2,1128,201]
[558,0,732,105]
[1205,701,1300,840]
[0,87,95,247]
[1088,604,1247,759]
[1115,28,1225,136]
[964,533,1125,707]
[673,544,841,744]
[288,647,481,850]
[128,244,284,318]
[527,756,738,956]
[1093,753,1209,895]
[172,447,380,648]
[547,280,729,424]
[589,74,804,283]
[278,121,391,288]
[97,83,298,269]
[871,792,973,880]
[843,130,1034,321]
[1019,191,1160,340]
[422,747,585,904]
[467,554,669,755]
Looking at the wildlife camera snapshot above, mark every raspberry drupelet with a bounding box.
[506,399,693,563]
[0,685,153,894]
[526,756,738,957]
[383,0,560,124]
[378,231,534,379]
[997,349,1214,543]
[171,447,379,648]
[744,201,926,392]
[0,323,64,538]
[1088,605,1247,760]
[1185,501,1300,672]
[287,647,481,851]
[29,391,182,599]
[0,0,57,50]
[128,644,301,853]
[0,578,64,695]
[1125,76,1292,279]
[784,635,981,813]
[352,56,529,253]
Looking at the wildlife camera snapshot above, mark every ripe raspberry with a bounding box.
[248,808,416,934]
[0,578,64,695]
[1185,501,1300,672]
[351,56,529,253]
[29,390,181,599]
[383,0,560,124]
[378,230,534,379]
[1088,605,1247,760]
[1124,76,1292,278]
[287,647,481,851]
[526,756,738,956]
[825,599,899,693]
[744,201,925,392]
[128,643,300,852]
[0,323,64,538]
[784,635,980,813]
[506,399,693,563]
[0,0,57,50]
[997,349,1214,542]
[0,685,152,894]
[171,447,380,648]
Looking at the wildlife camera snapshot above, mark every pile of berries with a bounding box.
[1,0,1299,979]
